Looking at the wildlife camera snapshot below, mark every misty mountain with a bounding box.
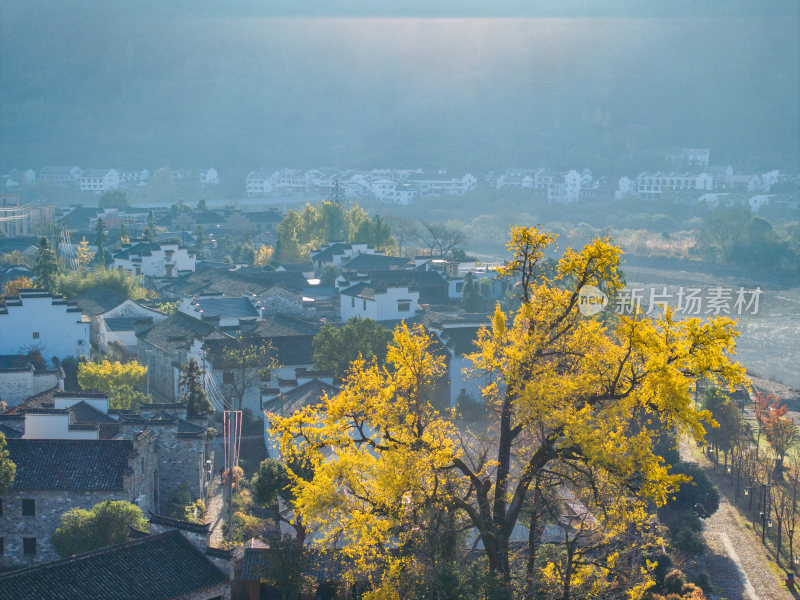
[1,1,797,172]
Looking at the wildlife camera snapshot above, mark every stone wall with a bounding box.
[156,430,206,514]
[0,433,157,567]
[139,339,179,400]
[0,369,60,406]
[0,489,131,566]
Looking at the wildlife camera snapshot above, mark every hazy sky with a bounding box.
[1,1,797,172]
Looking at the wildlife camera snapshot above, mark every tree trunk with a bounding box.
[525,508,539,600]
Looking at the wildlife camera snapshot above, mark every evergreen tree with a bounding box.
[193,227,205,258]
[144,211,157,242]
[460,271,483,311]
[180,358,212,416]
[33,237,60,292]
[94,217,108,265]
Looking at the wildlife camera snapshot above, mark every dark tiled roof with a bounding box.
[310,242,352,263]
[113,241,165,260]
[74,287,127,316]
[441,326,484,356]
[186,297,259,319]
[102,316,147,331]
[276,262,313,272]
[177,419,206,435]
[242,314,320,337]
[68,401,117,424]
[233,267,308,292]
[204,335,314,368]
[6,439,136,491]
[0,354,33,371]
[136,312,228,352]
[370,269,448,290]
[0,530,228,600]
[148,511,210,534]
[0,424,22,438]
[341,253,411,272]
[263,378,339,415]
[339,282,379,300]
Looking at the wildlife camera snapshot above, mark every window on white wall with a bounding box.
[32,332,40,339]
[397,301,410,312]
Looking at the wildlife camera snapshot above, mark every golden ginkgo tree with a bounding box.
[269,226,745,599]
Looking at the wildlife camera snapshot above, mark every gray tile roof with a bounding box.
[187,296,259,319]
[136,312,229,352]
[263,378,339,415]
[74,287,127,316]
[0,530,228,600]
[341,253,411,272]
[6,439,136,491]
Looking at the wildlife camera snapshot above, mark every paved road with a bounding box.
[681,442,794,600]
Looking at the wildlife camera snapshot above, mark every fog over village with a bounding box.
[0,2,798,599]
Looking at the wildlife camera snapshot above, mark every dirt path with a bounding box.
[681,441,794,600]
[205,474,226,547]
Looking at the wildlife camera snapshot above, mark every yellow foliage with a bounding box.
[77,359,147,393]
[270,226,745,597]
[2,276,33,298]
[76,237,95,269]
[254,244,274,266]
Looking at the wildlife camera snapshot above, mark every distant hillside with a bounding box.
[1,1,797,172]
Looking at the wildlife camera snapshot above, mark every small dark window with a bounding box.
[0,537,4,555]
[362,299,366,310]
[32,332,40,339]
[223,371,234,385]
[0,499,3,516]
[22,499,35,516]
[351,297,354,308]
[397,302,410,313]
[23,537,36,555]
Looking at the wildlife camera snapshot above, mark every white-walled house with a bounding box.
[98,300,168,353]
[113,242,196,278]
[547,170,582,203]
[80,169,120,193]
[340,283,420,322]
[0,356,63,406]
[0,291,89,360]
[177,294,262,327]
[636,172,714,200]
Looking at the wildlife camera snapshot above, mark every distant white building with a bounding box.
[246,168,276,197]
[113,242,196,278]
[200,168,219,186]
[406,171,477,198]
[616,176,635,200]
[340,283,419,322]
[97,300,168,353]
[636,172,713,200]
[38,166,82,186]
[0,290,89,360]
[80,169,120,193]
[548,170,582,203]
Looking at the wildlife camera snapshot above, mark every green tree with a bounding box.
[33,237,61,292]
[312,317,393,379]
[460,271,483,311]
[180,358,212,416]
[251,457,313,546]
[197,198,207,211]
[217,340,278,411]
[0,431,16,493]
[98,190,130,209]
[319,264,339,287]
[94,217,108,265]
[52,500,148,556]
[55,266,147,300]
[193,227,205,259]
[144,211,157,243]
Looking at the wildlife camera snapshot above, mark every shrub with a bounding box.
[675,526,705,555]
